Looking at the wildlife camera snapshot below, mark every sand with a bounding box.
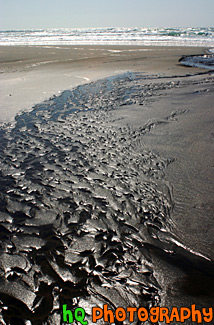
[0,45,208,123]
[0,45,214,324]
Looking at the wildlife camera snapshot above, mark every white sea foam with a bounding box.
[0,27,213,47]
[75,75,91,81]
[108,50,122,53]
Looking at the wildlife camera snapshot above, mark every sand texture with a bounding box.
[0,45,208,123]
[0,46,214,324]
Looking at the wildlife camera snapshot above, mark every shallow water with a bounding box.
[0,72,213,324]
[179,54,214,70]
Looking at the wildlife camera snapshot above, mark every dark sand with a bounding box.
[0,46,214,324]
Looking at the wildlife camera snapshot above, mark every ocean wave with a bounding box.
[0,27,214,46]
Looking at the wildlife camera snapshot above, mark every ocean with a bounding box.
[0,27,214,47]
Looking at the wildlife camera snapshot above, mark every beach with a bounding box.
[0,45,214,324]
[0,45,209,123]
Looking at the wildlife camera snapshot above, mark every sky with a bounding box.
[0,0,213,30]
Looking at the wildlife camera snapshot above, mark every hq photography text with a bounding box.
[62,304,213,324]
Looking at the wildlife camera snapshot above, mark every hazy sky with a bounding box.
[0,0,213,30]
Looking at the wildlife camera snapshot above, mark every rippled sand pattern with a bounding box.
[0,72,208,324]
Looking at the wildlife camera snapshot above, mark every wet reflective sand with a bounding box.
[0,70,214,324]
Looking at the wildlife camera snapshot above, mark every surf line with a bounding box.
[62,304,213,323]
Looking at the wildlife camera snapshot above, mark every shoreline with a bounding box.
[0,45,209,123]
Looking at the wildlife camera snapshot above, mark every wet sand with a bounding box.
[0,46,214,324]
[0,45,208,123]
